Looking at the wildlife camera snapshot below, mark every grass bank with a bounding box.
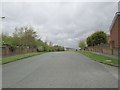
[78,50,120,66]
[1,52,45,64]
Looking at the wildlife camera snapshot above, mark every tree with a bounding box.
[2,33,15,46]
[1,25,65,52]
[13,26,37,46]
[2,33,17,51]
[79,40,86,49]
[86,31,107,46]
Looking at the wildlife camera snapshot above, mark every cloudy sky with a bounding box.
[2,1,118,48]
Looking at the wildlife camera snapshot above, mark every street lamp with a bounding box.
[1,17,5,19]
[1,17,5,20]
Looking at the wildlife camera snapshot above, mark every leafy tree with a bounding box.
[2,25,65,52]
[86,31,107,46]
[2,33,17,51]
[53,45,64,51]
[79,40,86,49]
[2,33,15,46]
[13,26,37,46]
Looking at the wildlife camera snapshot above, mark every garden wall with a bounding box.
[1,45,37,58]
[86,44,120,56]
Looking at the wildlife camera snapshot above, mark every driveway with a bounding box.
[2,52,118,88]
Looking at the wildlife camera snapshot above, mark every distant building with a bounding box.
[109,12,120,48]
[64,47,76,51]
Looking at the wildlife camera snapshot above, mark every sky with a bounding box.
[1,1,118,49]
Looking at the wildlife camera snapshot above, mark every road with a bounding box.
[2,52,118,88]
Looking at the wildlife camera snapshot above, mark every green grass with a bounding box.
[1,52,46,64]
[78,50,120,66]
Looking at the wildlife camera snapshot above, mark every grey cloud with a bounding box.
[118,1,120,12]
[2,2,118,48]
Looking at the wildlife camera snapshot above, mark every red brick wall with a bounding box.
[118,15,120,47]
[110,15,119,48]
[86,44,119,56]
[2,46,37,57]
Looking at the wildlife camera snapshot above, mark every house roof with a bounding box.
[109,12,120,32]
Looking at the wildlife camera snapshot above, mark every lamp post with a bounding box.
[1,16,5,39]
[1,16,5,52]
[1,16,5,30]
[1,17,5,19]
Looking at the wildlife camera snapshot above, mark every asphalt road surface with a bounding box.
[2,52,118,88]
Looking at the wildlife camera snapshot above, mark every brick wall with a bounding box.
[1,45,37,58]
[86,44,120,56]
[110,13,120,48]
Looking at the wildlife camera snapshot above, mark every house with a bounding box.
[86,12,120,56]
[109,12,120,48]
[107,34,111,44]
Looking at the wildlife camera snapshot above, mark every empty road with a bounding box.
[2,52,118,88]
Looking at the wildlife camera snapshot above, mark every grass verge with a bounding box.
[1,52,45,64]
[78,50,120,66]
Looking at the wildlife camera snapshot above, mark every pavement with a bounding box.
[2,52,118,88]
[92,51,120,59]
